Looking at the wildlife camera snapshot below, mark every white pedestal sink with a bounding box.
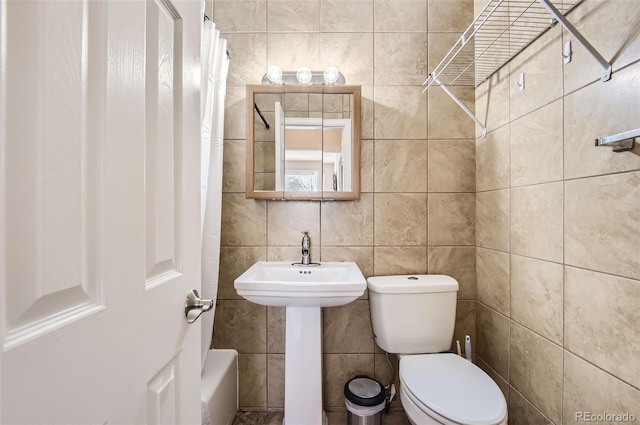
[235,261,367,425]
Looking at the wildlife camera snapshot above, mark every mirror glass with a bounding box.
[247,85,361,200]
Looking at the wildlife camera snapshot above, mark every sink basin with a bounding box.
[234,261,366,307]
[235,260,366,424]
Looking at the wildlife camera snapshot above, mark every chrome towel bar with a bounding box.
[595,128,639,153]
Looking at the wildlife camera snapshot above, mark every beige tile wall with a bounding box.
[475,0,640,422]
[209,0,476,412]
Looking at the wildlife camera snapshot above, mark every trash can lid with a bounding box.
[344,376,386,407]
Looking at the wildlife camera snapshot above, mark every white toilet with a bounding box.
[368,274,508,425]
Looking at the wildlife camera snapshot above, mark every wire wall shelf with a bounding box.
[424,0,612,137]
[426,0,583,89]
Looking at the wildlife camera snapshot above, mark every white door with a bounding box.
[0,0,203,424]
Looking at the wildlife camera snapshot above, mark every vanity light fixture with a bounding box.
[261,66,346,86]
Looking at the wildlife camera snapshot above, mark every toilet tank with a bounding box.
[368,275,458,354]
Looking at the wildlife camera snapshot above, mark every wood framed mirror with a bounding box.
[246,85,361,200]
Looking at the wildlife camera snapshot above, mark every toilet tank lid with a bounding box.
[367,275,458,294]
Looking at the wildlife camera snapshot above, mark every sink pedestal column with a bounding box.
[284,306,327,425]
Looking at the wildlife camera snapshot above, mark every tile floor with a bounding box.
[232,410,412,425]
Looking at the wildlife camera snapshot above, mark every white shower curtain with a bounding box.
[200,19,229,370]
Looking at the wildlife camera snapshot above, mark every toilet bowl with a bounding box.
[367,275,507,425]
[399,354,507,425]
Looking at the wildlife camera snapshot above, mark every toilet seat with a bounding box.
[399,353,507,425]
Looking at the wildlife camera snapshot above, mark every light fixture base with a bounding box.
[262,69,346,86]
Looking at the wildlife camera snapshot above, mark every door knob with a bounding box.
[184,289,214,324]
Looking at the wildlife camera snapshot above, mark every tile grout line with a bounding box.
[560,25,567,425]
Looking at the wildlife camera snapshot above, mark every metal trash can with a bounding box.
[344,376,386,425]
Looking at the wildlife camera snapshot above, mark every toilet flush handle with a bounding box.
[184,289,215,324]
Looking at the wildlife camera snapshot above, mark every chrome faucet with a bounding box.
[301,231,311,265]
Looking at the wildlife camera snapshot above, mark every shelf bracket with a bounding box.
[433,77,488,138]
[595,128,639,153]
[537,0,612,81]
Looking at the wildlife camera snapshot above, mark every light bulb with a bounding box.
[266,65,282,84]
[296,67,312,85]
[323,66,339,85]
